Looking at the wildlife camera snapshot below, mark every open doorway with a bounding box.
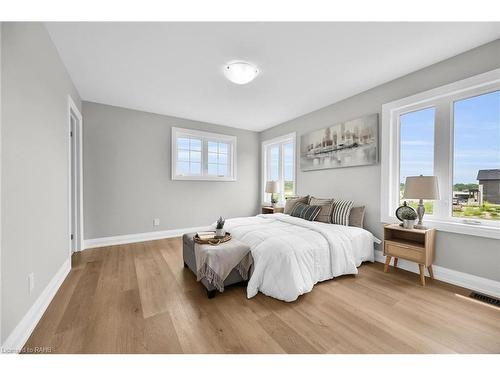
[68,96,83,254]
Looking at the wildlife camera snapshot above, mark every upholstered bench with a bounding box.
[182,233,250,299]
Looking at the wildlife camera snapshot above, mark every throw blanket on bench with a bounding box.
[195,238,253,292]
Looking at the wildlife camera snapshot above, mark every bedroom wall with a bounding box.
[82,101,260,240]
[1,23,82,343]
[260,39,500,282]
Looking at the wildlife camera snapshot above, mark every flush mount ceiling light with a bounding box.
[223,61,259,85]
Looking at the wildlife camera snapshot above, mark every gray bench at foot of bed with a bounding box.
[182,233,248,299]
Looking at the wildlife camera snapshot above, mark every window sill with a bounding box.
[172,175,236,182]
[382,216,500,240]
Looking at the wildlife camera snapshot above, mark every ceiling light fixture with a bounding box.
[223,61,259,85]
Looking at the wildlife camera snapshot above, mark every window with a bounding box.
[381,69,500,239]
[453,91,500,221]
[262,133,296,204]
[399,107,435,214]
[172,127,236,181]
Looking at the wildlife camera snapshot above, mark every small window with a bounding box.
[207,141,230,177]
[172,127,236,181]
[262,133,296,204]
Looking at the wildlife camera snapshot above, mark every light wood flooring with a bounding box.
[24,237,500,354]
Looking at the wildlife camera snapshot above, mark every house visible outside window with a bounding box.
[172,127,236,181]
[381,69,500,239]
[262,133,296,204]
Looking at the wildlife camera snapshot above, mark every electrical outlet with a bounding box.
[153,218,160,227]
[28,272,35,295]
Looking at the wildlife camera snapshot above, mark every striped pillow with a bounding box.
[309,197,334,223]
[331,199,354,226]
[290,202,322,221]
[284,195,309,215]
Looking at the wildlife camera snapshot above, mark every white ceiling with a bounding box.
[45,22,500,131]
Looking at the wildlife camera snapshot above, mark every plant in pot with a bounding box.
[401,209,418,229]
[271,194,278,207]
[215,216,226,238]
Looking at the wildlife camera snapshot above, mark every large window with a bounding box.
[172,127,236,181]
[262,133,296,204]
[381,69,500,239]
[452,91,500,221]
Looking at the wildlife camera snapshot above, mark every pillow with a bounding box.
[284,195,309,215]
[348,206,365,228]
[331,199,354,226]
[290,202,322,221]
[309,196,334,223]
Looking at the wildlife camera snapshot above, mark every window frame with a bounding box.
[261,132,296,205]
[381,68,500,239]
[171,127,237,181]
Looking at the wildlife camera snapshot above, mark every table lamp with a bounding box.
[403,175,439,229]
[265,181,280,207]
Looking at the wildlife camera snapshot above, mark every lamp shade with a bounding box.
[403,176,440,200]
[265,181,280,194]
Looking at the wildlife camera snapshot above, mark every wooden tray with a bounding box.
[194,232,231,246]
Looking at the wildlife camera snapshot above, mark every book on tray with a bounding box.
[196,231,215,240]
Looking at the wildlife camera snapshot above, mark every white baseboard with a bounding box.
[1,258,71,353]
[374,250,500,299]
[83,226,211,249]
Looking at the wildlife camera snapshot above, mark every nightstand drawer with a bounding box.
[262,206,284,214]
[384,242,424,263]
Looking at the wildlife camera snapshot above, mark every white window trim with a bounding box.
[171,127,237,181]
[381,68,500,240]
[261,132,296,205]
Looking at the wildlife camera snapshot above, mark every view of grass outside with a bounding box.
[453,201,500,220]
[284,181,294,198]
[400,182,500,220]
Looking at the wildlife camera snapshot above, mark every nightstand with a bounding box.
[383,224,436,286]
[262,206,284,214]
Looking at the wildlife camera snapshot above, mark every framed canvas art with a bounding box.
[300,113,378,171]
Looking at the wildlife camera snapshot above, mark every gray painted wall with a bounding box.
[1,23,82,342]
[261,39,500,281]
[83,102,260,239]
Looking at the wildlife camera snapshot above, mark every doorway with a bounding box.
[68,96,83,254]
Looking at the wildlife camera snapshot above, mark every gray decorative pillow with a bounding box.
[290,202,322,221]
[309,196,334,223]
[284,195,309,215]
[348,206,365,228]
[332,199,354,226]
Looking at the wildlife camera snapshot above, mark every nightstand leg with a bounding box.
[427,265,434,279]
[418,264,426,286]
[384,256,392,273]
[393,258,398,271]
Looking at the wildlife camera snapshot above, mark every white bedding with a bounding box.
[223,213,375,302]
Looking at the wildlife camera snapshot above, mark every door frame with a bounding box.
[68,95,84,254]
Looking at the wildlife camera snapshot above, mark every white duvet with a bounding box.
[223,213,375,302]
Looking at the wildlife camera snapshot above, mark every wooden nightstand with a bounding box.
[383,224,436,286]
[262,206,284,214]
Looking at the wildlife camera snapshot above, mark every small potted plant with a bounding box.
[271,195,278,207]
[215,216,226,238]
[401,209,417,229]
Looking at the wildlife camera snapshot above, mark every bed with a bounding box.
[223,213,375,302]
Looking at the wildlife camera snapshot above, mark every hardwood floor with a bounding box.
[23,237,500,354]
